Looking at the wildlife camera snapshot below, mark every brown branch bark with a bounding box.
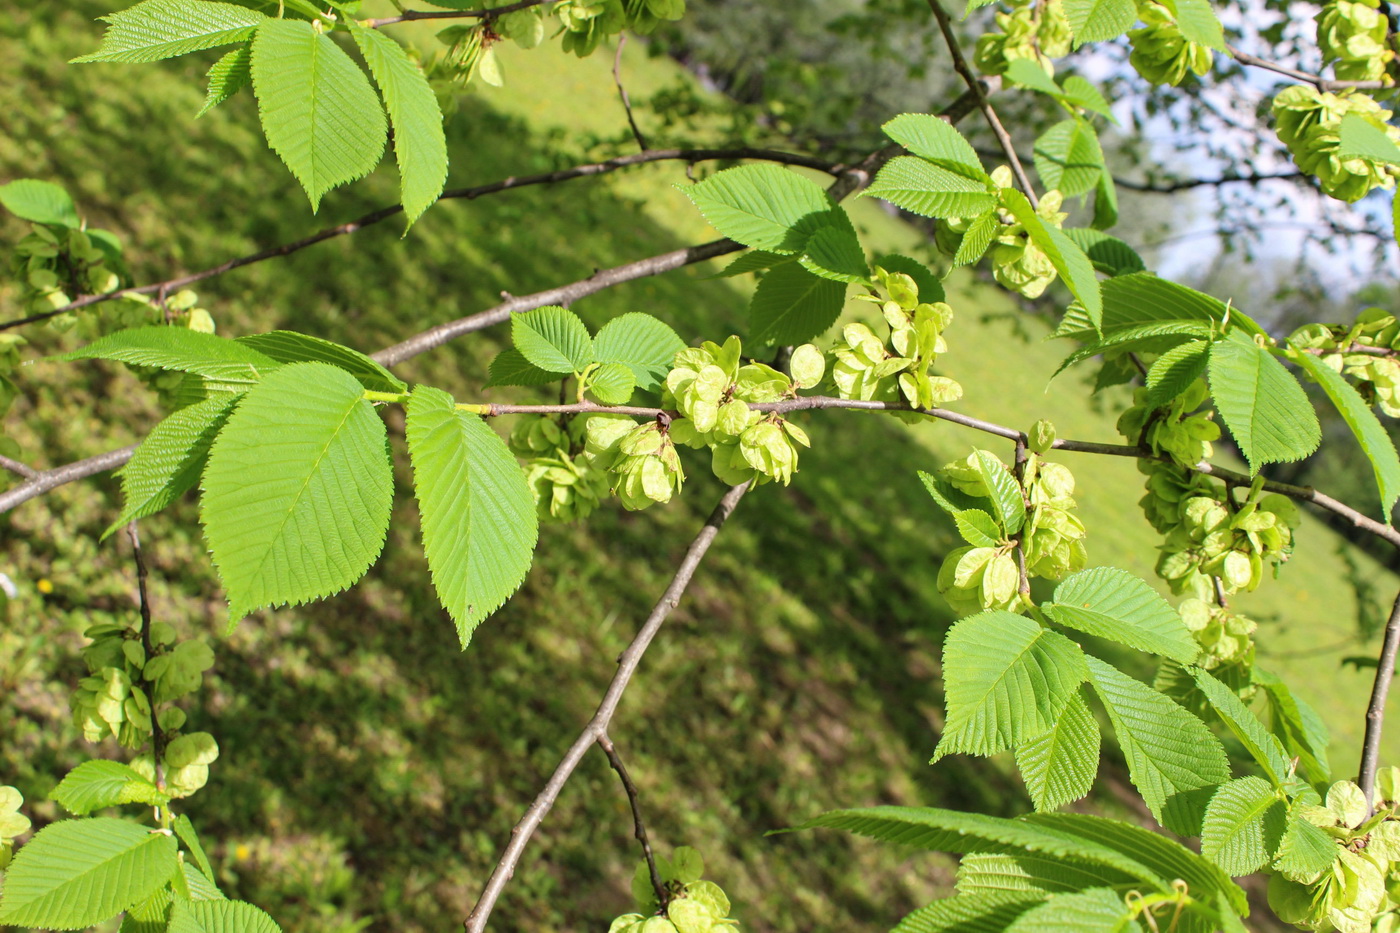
[1361,590,1400,810]
[597,732,668,911]
[1227,44,1390,91]
[126,521,167,790]
[612,37,650,152]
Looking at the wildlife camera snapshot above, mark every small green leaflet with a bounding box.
[512,306,594,374]
[201,362,393,625]
[1092,170,1118,230]
[864,157,997,220]
[173,816,218,891]
[350,25,449,230]
[1059,76,1116,122]
[709,250,793,279]
[1061,229,1143,278]
[918,470,988,515]
[1043,567,1198,663]
[51,761,168,815]
[1062,0,1137,44]
[1015,689,1100,811]
[1004,59,1063,98]
[1144,339,1211,407]
[235,330,406,394]
[250,19,387,211]
[105,392,241,539]
[1200,776,1286,876]
[593,313,686,392]
[1159,0,1226,50]
[1273,813,1339,877]
[198,45,252,117]
[681,164,836,253]
[124,887,174,933]
[1033,120,1105,198]
[1055,272,1229,342]
[1003,887,1134,932]
[970,449,1027,534]
[405,386,538,646]
[749,262,848,346]
[168,898,282,933]
[953,509,1002,547]
[1337,113,1400,164]
[799,221,870,284]
[952,210,999,268]
[0,818,179,929]
[60,326,279,385]
[1193,669,1293,786]
[881,113,986,177]
[180,862,225,903]
[1085,655,1229,836]
[1000,189,1102,328]
[0,179,80,228]
[72,0,265,64]
[934,611,1088,759]
[1207,337,1321,473]
[1255,668,1332,786]
[485,349,559,388]
[587,362,636,405]
[1291,349,1400,517]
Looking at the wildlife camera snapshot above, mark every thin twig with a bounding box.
[126,521,166,790]
[1361,590,1400,810]
[0,445,137,515]
[1012,434,1030,598]
[925,0,1038,206]
[0,454,39,481]
[362,0,547,28]
[597,732,668,911]
[463,482,750,933]
[1227,44,1390,91]
[612,37,649,152]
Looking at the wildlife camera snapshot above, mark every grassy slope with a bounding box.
[0,7,1394,933]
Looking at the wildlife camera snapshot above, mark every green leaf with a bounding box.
[198,45,251,117]
[587,362,636,405]
[1159,0,1226,49]
[875,254,945,302]
[1091,170,1118,230]
[235,331,405,394]
[484,349,559,388]
[0,180,80,227]
[799,220,870,284]
[168,899,281,933]
[1003,888,1133,932]
[1193,668,1292,786]
[952,210,1000,268]
[250,18,387,211]
[105,393,241,539]
[1033,121,1104,197]
[864,157,997,220]
[350,25,448,229]
[1337,113,1400,164]
[0,818,179,929]
[749,262,848,346]
[1062,0,1137,44]
[72,0,265,63]
[882,113,985,175]
[953,509,1002,547]
[512,306,594,374]
[1144,339,1210,407]
[971,449,1026,534]
[918,470,988,515]
[406,385,539,646]
[1207,337,1321,473]
[1255,669,1331,786]
[1085,655,1230,835]
[120,887,172,933]
[956,852,1135,899]
[1042,567,1199,664]
[893,896,1038,933]
[1001,189,1102,328]
[201,362,393,625]
[1056,272,1228,341]
[593,313,685,393]
[934,611,1088,759]
[60,326,279,385]
[1060,230,1142,279]
[680,164,836,253]
[708,250,794,279]
[1059,76,1116,121]
[1015,689,1100,811]
[172,816,217,890]
[1273,814,1339,877]
[1054,321,1214,380]
[51,762,168,816]
[182,862,224,901]
[1291,349,1400,517]
[1004,58,1063,98]
[1200,776,1286,876]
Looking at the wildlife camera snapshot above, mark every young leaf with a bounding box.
[680,164,836,253]
[72,0,265,64]
[484,349,560,388]
[1056,272,1226,341]
[1193,668,1292,786]
[933,611,1088,759]
[917,470,988,515]
[1054,228,1144,278]
[593,313,686,392]
[749,262,848,346]
[956,851,1134,899]
[587,362,636,405]
[1062,0,1137,44]
[52,761,168,816]
[1004,58,1064,98]
[1159,0,1226,49]
[864,156,997,220]
[181,862,225,902]
[235,331,406,394]
[1337,112,1400,164]
[893,896,1038,933]
[511,306,594,374]
[875,254,945,302]
[1032,120,1105,197]
[1001,189,1102,328]
[1273,814,1339,877]
[1003,887,1133,932]
[1291,349,1400,517]
[1144,339,1211,408]
[971,449,1026,535]
[350,25,448,229]
[60,326,279,385]
[0,818,179,929]
[1042,566,1199,663]
[1207,337,1321,473]
[105,393,242,539]
[1058,76,1116,121]
[172,816,217,892]
[168,898,281,933]
[201,362,393,625]
[122,887,173,933]
[1091,170,1118,230]
[953,509,1002,547]
[1200,776,1286,876]
[1085,655,1230,835]
[198,45,251,117]
[708,250,794,279]
[881,113,985,176]
[1255,669,1332,786]
[250,18,388,211]
[406,386,539,646]
[952,210,1000,268]
[0,179,80,228]
[799,221,870,284]
[1015,689,1100,811]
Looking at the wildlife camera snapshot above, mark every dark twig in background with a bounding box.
[612,37,650,152]
[597,732,668,911]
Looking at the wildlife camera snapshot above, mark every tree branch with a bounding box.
[1361,589,1400,810]
[1227,44,1391,91]
[0,454,39,481]
[596,731,668,911]
[612,37,650,152]
[463,481,750,933]
[0,445,136,515]
[126,521,167,791]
